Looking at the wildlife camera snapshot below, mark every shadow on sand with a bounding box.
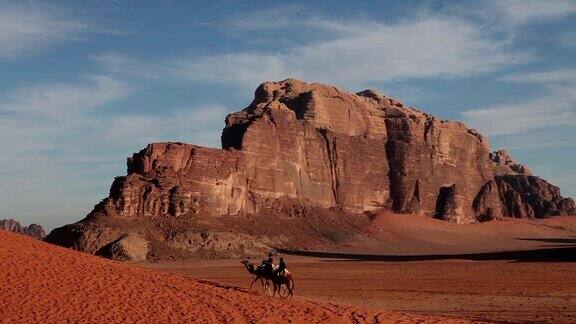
[276,237,576,263]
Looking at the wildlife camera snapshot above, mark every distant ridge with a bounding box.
[1,218,46,239]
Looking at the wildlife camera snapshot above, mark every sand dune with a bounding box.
[0,230,471,323]
[339,211,576,254]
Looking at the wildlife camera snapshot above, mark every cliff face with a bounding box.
[488,149,575,219]
[45,79,575,260]
[110,80,497,223]
[1,219,46,239]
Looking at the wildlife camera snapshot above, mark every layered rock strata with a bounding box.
[45,79,575,260]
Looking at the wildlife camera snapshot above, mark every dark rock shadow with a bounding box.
[276,238,576,263]
[515,237,576,244]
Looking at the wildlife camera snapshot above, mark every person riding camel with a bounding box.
[267,252,273,265]
[263,252,274,276]
[273,257,287,278]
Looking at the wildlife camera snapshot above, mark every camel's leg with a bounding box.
[279,285,286,299]
[278,284,288,299]
[288,279,294,300]
[265,280,272,296]
[249,277,259,290]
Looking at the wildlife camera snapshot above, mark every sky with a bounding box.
[1,0,575,230]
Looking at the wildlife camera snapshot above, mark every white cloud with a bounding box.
[494,128,576,150]
[463,100,576,135]
[99,106,226,149]
[287,16,527,84]
[463,68,576,135]
[0,2,85,59]
[4,1,575,228]
[499,68,576,83]
[0,75,226,165]
[0,76,131,119]
[0,76,131,167]
[0,75,228,228]
[166,53,289,86]
[161,0,575,88]
[96,13,531,89]
[490,0,576,26]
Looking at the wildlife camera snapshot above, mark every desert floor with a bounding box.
[3,214,576,323]
[0,229,471,323]
[145,214,576,323]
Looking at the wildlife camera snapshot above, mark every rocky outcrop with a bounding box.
[45,79,575,260]
[107,234,149,262]
[490,149,532,176]
[488,149,574,219]
[1,219,46,239]
[496,176,576,219]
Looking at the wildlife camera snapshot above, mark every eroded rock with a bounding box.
[490,149,532,176]
[496,176,576,219]
[45,79,575,260]
[107,234,148,262]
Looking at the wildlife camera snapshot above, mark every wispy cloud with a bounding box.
[489,0,576,26]
[0,76,131,119]
[499,68,576,83]
[0,2,86,59]
[463,68,576,135]
[3,0,576,227]
[494,128,576,150]
[0,75,227,228]
[94,1,576,90]
[0,74,226,165]
[0,75,132,158]
[95,10,532,89]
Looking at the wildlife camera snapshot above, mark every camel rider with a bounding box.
[273,257,287,278]
[267,252,273,265]
[263,252,274,275]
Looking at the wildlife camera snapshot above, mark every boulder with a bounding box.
[107,234,148,262]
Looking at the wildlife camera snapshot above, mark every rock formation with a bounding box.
[45,79,575,260]
[490,149,532,176]
[106,234,149,262]
[1,219,46,239]
[488,149,575,219]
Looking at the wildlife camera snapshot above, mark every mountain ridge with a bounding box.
[1,218,46,239]
[45,79,575,261]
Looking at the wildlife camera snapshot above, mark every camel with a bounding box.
[240,259,271,290]
[271,269,294,300]
[241,260,295,299]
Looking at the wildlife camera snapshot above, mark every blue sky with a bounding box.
[1,0,575,229]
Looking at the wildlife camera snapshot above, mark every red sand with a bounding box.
[346,212,576,254]
[146,213,576,322]
[0,230,471,323]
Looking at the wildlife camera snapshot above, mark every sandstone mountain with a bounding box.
[1,219,46,240]
[45,79,575,261]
